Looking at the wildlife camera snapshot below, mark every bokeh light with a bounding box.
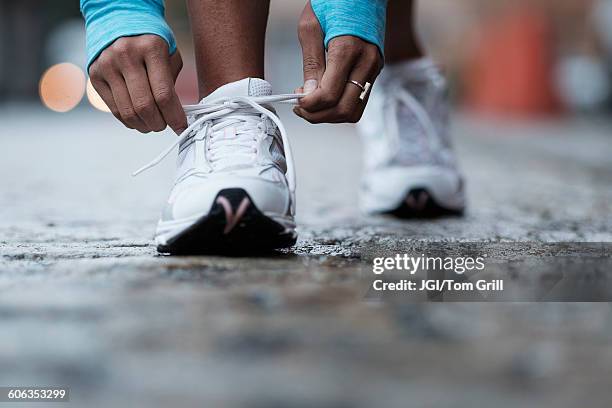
[86,78,111,112]
[39,63,86,112]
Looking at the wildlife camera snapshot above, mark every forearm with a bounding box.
[310,0,388,55]
[80,0,177,70]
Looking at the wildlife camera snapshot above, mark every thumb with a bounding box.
[298,1,326,94]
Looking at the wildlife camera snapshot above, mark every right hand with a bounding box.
[88,35,187,134]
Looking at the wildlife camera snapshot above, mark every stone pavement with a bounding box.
[1,106,612,407]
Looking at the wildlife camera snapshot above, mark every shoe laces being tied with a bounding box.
[132,93,304,196]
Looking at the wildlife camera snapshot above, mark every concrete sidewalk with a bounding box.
[1,107,612,407]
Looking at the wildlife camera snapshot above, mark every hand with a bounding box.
[88,35,187,134]
[294,1,383,124]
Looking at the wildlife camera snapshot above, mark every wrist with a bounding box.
[81,0,177,70]
[310,0,388,56]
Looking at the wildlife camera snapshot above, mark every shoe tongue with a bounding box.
[201,78,272,103]
[197,78,272,171]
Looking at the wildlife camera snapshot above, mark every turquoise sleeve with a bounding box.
[80,0,177,71]
[311,0,388,56]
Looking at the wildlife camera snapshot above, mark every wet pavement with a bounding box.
[1,106,612,407]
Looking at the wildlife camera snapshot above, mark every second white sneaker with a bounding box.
[358,58,466,217]
[135,78,298,254]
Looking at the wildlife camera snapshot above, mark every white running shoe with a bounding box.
[358,58,466,217]
[134,78,299,254]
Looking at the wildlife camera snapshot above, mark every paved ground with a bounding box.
[1,106,612,407]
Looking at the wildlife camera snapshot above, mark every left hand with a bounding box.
[294,1,383,124]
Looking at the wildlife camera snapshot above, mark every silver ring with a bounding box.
[348,80,372,101]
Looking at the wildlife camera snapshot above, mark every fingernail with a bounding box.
[303,79,317,94]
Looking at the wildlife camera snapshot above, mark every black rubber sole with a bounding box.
[157,189,296,255]
[384,187,465,219]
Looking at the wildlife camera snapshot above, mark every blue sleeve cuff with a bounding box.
[311,0,388,56]
[81,0,177,70]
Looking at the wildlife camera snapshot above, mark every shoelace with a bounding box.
[205,115,263,167]
[132,94,304,196]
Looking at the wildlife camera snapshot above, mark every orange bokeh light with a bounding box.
[39,63,86,112]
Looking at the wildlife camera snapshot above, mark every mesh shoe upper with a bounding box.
[359,58,458,171]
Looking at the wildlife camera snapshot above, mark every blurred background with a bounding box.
[3,0,612,116]
[2,2,612,407]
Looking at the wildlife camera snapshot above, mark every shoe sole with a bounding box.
[385,187,464,219]
[360,166,466,217]
[157,188,297,255]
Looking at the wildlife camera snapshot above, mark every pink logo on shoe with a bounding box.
[216,196,251,234]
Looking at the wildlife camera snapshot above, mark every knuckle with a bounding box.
[95,54,113,70]
[133,101,153,117]
[137,38,164,55]
[133,42,152,55]
[302,55,323,73]
[153,88,173,106]
[152,123,166,132]
[88,65,101,80]
[120,108,138,123]
[364,46,380,62]
[140,35,162,47]
[330,37,358,52]
[111,40,131,57]
[298,17,319,35]
[320,94,337,107]
[328,46,350,60]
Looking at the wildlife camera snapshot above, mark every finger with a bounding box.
[299,38,359,112]
[298,2,326,94]
[105,71,150,132]
[144,51,188,134]
[295,56,376,123]
[294,84,361,123]
[90,77,121,119]
[293,106,317,124]
[122,63,167,132]
[340,56,378,122]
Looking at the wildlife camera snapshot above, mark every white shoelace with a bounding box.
[132,94,304,196]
